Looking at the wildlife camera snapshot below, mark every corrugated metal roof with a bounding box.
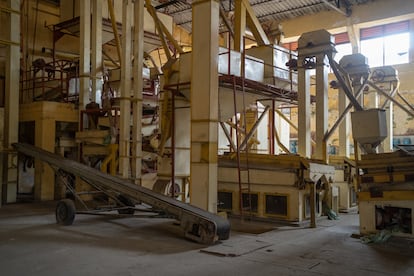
[152,0,365,33]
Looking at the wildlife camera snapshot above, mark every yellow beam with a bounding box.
[358,191,414,201]
[145,0,172,60]
[234,0,246,52]
[242,0,269,46]
[107,0,122,65]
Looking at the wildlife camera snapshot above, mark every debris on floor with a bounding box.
[323,203,339,220]
[361,230,392,244]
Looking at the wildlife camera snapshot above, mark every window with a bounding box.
[334,33,353,63]
[282,41,298,51]
[360,21,410,67]
[334,43,353,63]
[265,194,288,216]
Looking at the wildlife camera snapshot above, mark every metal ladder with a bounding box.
[232,75,253,217]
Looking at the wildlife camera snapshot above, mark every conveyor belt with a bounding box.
[13,143,230,244]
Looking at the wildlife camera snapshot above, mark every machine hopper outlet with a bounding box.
[351,109,388,154]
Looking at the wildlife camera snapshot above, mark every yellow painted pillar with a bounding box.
[234,0,246,52]
[338,86,350,157]
[91,0,103,103]
[315,53,329,162]
[34,119,56,200]
[190,0,219,212]
[1,0,20,205]
[119,0,133,178]
[79,0,91,110]
[132,0,145,184]
[297,68,311,158]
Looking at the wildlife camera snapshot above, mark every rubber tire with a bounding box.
[56,199,76,225]
[117,194,135,215]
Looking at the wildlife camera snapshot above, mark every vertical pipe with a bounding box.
[132,0,144,185]
[107,0,122,65]
[338,86,350,157]
[79,0,91,111]
[171,90,176,198]
[119,0,132,178]
[92,0,103,103]
[270,99,275,154]
[298,63,311,157]
[2,0,20,204]
[315,54,329,162]
[234,0,246,53]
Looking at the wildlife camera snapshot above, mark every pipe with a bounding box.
[220,122,237,152]
[107,0,122,66]
[274,126,290,153]
[328,55,364,111]
[397,91,414,113]
[368,80,414,117]
[324,78,369,142]
[275,109,298,131]
[219,6,234,38]
[0,38,19,46]
[381,83,399,109]
[240,105,270,151]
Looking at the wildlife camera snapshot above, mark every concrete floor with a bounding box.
[0,201,413,276]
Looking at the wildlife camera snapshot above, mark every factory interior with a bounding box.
[1,0,414,275]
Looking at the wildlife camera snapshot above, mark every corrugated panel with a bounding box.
[153,0,360,32]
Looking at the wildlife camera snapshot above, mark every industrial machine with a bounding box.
[218,153,335,223]
[351,79,414,238]
[216,30,339,224]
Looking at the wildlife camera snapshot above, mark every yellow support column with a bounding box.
[234,0,246,52]
[1,0,20,204]
[190,0,219,212]
[91,0,103,103]
[79,0,91,111]
[132,0,145,185]
[119,0,133,178]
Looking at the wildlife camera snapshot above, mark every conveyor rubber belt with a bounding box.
[13,143,230,244]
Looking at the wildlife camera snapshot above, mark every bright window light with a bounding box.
[361,32,409,67]
[361,37,384,67]
[334,43,353,63]
[384,33,409,65]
